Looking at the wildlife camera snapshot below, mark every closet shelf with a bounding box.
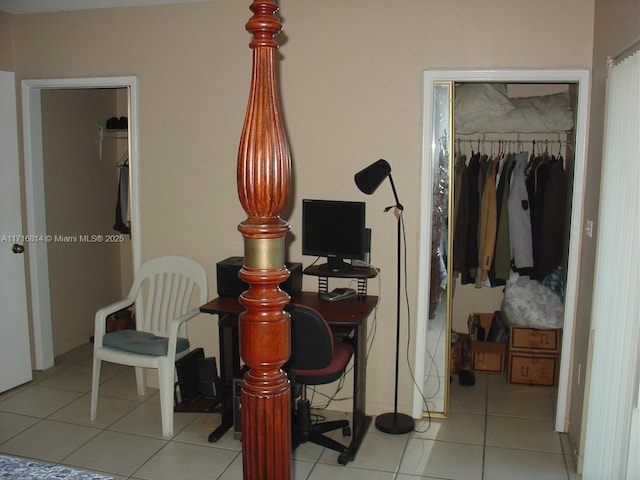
[97,125,128,136]
[97,125,128,161]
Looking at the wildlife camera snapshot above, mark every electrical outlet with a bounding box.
[585,220,594,238]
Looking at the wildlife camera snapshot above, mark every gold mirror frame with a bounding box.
[420,81,453,417]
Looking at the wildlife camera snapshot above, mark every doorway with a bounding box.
[413,69,590,433]
[21,76,140,370]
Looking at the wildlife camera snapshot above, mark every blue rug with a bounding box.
[0,455,118,479]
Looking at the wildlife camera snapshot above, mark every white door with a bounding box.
[0,71,33,392]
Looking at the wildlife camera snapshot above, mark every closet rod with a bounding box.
[455,138,572,149]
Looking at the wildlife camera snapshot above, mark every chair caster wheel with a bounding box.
[338,453,349,465]
[342,426,351,437]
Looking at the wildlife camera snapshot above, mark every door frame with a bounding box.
[21,76,140,370]
[413,69,590,433]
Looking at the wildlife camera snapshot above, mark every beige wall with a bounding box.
[9,0,595,415]
[570,0,640,470]
[0,12,14,71]
[41,88,124,355]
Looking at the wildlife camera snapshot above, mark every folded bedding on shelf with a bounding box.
[455,83,574,134]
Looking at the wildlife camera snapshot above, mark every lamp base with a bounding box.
[374,412,415,434]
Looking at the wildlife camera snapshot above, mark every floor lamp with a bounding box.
[355,159,415,434]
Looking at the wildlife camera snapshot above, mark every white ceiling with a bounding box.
[0,0,211,14]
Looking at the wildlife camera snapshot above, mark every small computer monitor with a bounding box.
[302,199,366,272]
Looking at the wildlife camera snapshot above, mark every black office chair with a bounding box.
[286,303,353,455]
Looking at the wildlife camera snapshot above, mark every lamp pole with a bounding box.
[355,160,415,435]
[375,175,414,434]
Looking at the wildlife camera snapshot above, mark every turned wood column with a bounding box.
[236,1,292,478]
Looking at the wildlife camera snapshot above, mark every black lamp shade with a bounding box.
[354,159,391,194]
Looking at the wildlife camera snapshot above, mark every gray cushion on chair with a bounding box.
[102,330,190,356]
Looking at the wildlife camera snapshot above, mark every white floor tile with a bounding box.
[0,419,101,462]
[94,368,157,403]
[132,441,237,479]
[318,428,407,472]
[486,415,562,452]
[108,402,198,438]
[308,462,396,479]
[396,473,450,480]
[29,365,67,383]
[49,392,140,429]
[396,475,448,480]
[0,385,82,418]
[449,374,488,415]
[292,458,316,480]
[55,343,94,365]
[292,438,326,463]
[73,355,126,375]
[399,437,483,480]
[214,454,316,480]
[0,411,40,444]
[413,411,485,445]
[172,412,241,450]
[0,382,32,403]
[484,446,569,480]
[62,430,166,477]
[215,453,244,479]
[37,366,95,393]
[487,388,555,420]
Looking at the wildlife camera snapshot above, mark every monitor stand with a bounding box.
[319,257,353,273]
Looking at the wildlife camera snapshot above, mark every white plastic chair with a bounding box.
[90,255,208,436]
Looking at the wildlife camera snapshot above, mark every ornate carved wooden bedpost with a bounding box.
[236,1,292,478]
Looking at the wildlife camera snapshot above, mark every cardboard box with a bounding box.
[468,313,506,374]
[510,326,561,353]
[508,351,559,386]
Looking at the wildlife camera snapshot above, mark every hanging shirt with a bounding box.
[535,157,567,279]
[114,163,130,234]
[492,153,516,282]
[508,151,533,271]
[478,155,499,285]
[461,152,482,284]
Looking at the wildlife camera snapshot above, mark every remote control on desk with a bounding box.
[319,287,357,302]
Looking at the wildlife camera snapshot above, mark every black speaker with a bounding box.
[197,356,219,398]
[216,256,303,297]
[175,347,205,403]
[352,228,372,267]
[216,257,246,297]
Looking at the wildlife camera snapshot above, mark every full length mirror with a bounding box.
[420,82,452,416]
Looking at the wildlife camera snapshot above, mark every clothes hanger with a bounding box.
[117,150,129,167]
[557,139,565,167]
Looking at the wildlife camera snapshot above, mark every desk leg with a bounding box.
[209,315,241,443]
[338,318,372,465]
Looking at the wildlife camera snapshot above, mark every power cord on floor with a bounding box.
[399,212,433,434]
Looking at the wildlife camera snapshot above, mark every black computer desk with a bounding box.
[199,291,377,464]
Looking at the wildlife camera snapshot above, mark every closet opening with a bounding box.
[21,77,140,370]
[413,70,590,436]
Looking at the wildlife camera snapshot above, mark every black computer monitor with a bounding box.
[302,199,366,272]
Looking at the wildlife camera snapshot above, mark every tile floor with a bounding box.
[0,343,582,479]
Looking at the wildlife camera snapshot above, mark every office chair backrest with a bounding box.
[286,303,334,371]
[131,256,208,338]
